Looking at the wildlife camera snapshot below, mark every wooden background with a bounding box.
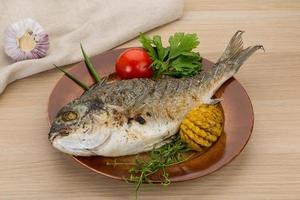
[1,0,300,199]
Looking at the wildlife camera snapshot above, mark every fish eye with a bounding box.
[62,111,78,121]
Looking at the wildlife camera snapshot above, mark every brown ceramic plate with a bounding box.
[48,48,254,182]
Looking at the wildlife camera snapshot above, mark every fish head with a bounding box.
[49,99,111,155]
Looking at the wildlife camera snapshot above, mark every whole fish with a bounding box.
[49,31,263,157]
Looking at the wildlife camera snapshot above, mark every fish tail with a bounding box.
[215,30,264,74]
[202,31,264,102]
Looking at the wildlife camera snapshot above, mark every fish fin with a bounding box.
[86,76,108,92]
[231,45,265,73]
[208,98,223,105]
[149,136,175,150]
[203,31,264,100]
[217,30,245,64]
[99,76,109,86]
[214,30,264,75]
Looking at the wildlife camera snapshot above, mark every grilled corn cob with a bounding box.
[180,104,223,151]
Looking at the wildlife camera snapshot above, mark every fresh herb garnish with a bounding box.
[80,43,102,83]
[139,32,202,78]
[106,135,193,198]
[54,44,102,90]
[53,64,90,91]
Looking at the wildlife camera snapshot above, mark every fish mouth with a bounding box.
[51,129,112,156]
[49,131,60,142]
[52,139,95,156]
[48,127,71,142]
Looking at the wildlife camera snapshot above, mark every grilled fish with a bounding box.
[49,31,263,157]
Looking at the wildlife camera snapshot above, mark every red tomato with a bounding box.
[115,48,153,79]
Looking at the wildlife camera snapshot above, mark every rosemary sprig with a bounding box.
[105,135,192,199]
[127,135,191,198]
[53,64,89,91]
[80,43,101,83]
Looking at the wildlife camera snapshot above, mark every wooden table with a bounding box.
[1,0,300,199]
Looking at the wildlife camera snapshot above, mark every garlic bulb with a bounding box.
[4,18,49,61]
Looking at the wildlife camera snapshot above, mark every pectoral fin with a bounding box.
[208,98,223,105]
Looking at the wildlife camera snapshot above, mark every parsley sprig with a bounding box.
[139,32,202,78]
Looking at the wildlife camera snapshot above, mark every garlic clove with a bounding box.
[4,18,49,61]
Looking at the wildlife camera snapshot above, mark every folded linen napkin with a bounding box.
[0,0,183,94]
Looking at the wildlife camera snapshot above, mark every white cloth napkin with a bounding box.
[0,0,183,94]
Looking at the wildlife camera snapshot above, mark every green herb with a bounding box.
[139,32,202,78]
[54,44,104,90]
[53,64,89,91]
[127,135,192,198]
[80,43,101,83]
